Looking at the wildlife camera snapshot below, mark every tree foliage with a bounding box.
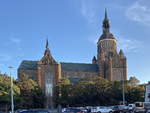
[0,73,45,112]
[16,74,45,109]
[54,77,145,107]
[128,76,140,87]
[0,73,145,110]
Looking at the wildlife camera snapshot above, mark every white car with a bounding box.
[91,106,113,113]
[91,107,97,113]
[128,104,135,111]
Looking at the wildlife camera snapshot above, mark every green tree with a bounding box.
[55,77,116,106]
[0,74,20,112]
[125,85,144,103]
[54,76,145,106]
[54,77,71,107]
[128,76,140,87]
[16,74,45,109]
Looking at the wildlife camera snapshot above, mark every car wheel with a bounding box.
[109,111,113,113]
[98,112,101,113]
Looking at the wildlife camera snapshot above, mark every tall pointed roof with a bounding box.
[92,56,97,64]
[46,38,49,49]
[92,56,97,61]
[40,39,56,64]
[104,8,108,20]
[98,9,116,42]
[103,8,110,34]
[44,39,51,56]
[119,49,124,56]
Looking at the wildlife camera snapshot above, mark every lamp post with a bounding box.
[58,80,62,113]
[122,71,125,105]
[122,78,125,105]
[8,66,14,113]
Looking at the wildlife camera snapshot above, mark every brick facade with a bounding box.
[18,10,127,108]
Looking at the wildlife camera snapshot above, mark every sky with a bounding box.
[0,0,150,83]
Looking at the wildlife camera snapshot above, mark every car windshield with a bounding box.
[113,106,118,108]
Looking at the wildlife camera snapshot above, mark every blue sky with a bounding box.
[0,0,149,83]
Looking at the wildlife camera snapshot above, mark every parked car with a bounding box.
[134,102,146,113]
[62,108,84,113]
[113,105,128,113]
[79,107,88,113]
[85,106,92,113]
[91,107,97,113]
[134,102,150,113]
[15,109,51,113]
[128,104,135,112]
[144,102,150,111]
[91,106,113,113]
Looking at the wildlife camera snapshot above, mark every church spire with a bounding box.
[46,38,49,49]
[103,8,110,34]
[105,8,108,20]
[44,38,51,56]
[41,38,56,64]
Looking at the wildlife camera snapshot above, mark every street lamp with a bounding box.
[58,80,62,113]
[122,71,125,105]
[8,66,14,113]
[122,78,125,105]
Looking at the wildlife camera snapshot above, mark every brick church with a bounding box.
[18,10,127,107]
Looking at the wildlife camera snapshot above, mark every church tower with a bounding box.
[37,39,61,108]
[97,9,117,61]
[96,9,127,81]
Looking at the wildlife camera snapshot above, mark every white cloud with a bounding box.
[126,0,150,26]
[113,29,142,53]
[80,0,98,25]
[112,30,142,53]
[10,38,21,44]
[117,37,142,53]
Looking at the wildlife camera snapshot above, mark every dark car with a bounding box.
[113,105,128,113]
[63,108,83,113]
[15,109,51,113]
